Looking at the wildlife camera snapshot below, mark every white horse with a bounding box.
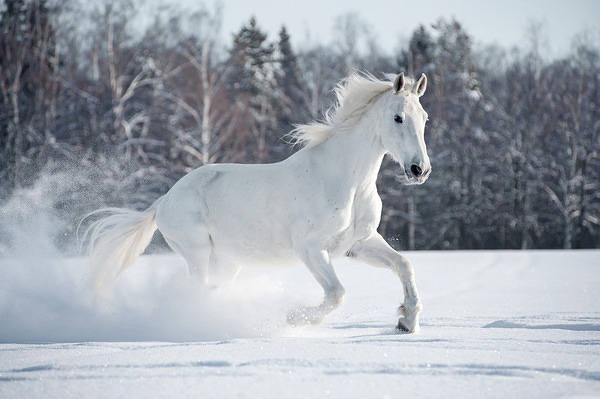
[84,71,431,332]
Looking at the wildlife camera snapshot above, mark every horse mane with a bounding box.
[289,72,415,148]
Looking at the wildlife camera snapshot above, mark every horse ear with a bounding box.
[393,72,405,94]
[414,73,427,97]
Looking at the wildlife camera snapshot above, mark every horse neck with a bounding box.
[310,119,385,188]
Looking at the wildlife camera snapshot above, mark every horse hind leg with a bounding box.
[207,250,241,289]
[287,247,345,326]
[163,233,212,285]
[155,191,215,285]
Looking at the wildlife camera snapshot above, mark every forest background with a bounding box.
[1,0,599,253]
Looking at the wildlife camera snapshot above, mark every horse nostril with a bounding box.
[410,164,422,177]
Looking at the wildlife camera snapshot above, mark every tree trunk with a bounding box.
[408,195,416,250]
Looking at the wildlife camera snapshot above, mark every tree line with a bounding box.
[1,0,598,251]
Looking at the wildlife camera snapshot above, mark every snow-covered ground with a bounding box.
[1,250,599,398]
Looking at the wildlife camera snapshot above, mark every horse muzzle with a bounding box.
[403,163,431,185]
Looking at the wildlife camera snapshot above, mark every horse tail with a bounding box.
[80,197,164,294]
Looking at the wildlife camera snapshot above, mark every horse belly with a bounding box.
[211,228,302,268]
[203,171,300,268]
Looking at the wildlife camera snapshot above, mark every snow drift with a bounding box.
[0,174,295,343]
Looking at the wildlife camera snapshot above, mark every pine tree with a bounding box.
[228,16,274,95]
[273,25,307,157]
[403,25,435,76]
[277,26,302,107]
[227,17,279,161]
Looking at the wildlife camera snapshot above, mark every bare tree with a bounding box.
[0,0,62,189]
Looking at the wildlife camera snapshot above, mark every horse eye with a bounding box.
[394,114,403,124]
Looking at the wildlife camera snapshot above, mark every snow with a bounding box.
[1,250,599,398]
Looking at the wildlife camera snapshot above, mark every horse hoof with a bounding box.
[286,312,307,326]
[396,317,419,333]
[287,308,323,326]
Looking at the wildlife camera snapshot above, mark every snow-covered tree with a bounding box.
[227,17,280,161]
[0,0,61,192]
[539,41,600,248]
[0,4,599,249]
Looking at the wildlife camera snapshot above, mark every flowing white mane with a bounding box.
[290,72,415,148]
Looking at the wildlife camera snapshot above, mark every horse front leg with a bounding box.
[348,233,422,333]
[287,248,345,326]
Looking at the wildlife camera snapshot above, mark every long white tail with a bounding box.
[81,199,162,293]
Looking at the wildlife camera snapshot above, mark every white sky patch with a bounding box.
[209,0,600,57]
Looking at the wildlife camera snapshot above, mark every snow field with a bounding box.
[1,250,599,398]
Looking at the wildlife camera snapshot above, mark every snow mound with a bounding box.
[0,254,295,342]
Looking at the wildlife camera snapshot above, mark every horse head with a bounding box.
[377,72,431,185]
